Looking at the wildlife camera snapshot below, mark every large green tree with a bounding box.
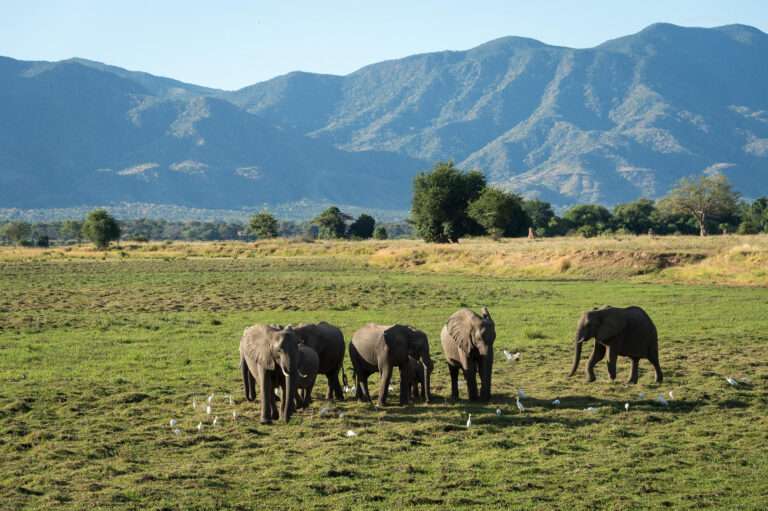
[312,207,351,239]
[467,188,530,239]
[60,220,83,243]
[348,214,376,239]
[411,161,486,243]
[523,199,555,235]
[82,209,121,249]
[659,174,740,236]
[249,211,279,239]
[613,199,657,234]
[563,204,613,235]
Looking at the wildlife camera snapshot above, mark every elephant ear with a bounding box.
[242,325,276,371]
[596,311,626,343]
[446,312,473,353]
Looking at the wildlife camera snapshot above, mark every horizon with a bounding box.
[3,1,768,90]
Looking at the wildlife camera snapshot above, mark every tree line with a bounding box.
[2,161,766,248]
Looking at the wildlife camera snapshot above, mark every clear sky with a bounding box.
[2,0,767,90]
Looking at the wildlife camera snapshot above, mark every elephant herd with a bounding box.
[239,305,662,424]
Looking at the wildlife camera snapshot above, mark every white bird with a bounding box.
[516,397,525,413]
[346,430,357,437]
[466,414,472,427]
[169,419,178,428]
[228,395,234,406]
[339,412,346,419]
[624,402,630,412]
[212,416,219,426]
[496,408,502,416]
[585,406,597,412]
[726,377,739,387]
[192,398,197,410]
[552,399,561,406]
[319,407,331,418]
[388,385,394,392]
[207,393,214,404]
[517,388,526,399]
[197,422,203,432]
[502,349,513,361]
[343,385,351,394]
[638,392,645,399]
[173,428,181,436]
[232,410,237,420]
[512,352,521,361]
[656,394,668,406]
[206,405,212,415]
[668,391,674,400]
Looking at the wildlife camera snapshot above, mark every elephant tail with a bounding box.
[241,357,256,402]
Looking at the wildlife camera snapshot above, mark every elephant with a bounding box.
[349,324,432,406]
[440,307,496,402]
[407,355,433,402]
[568,305,662,384]
[294,344,320,408]
[290,322,347,400]
[240,324,300,424]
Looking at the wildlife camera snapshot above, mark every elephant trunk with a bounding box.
[421,359,431,403]
[282,369,296,422]
[480,350,493,401]
[568,338,584,377]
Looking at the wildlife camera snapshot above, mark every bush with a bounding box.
[82,209,121,249]
[348,214,376,239]
[373,226,388,240]
[467,187,530,239]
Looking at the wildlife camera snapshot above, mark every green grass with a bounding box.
[1,245,767,510]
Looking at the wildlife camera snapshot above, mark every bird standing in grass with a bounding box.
[197,422,203,433]
[625,402,630,412]
[232,410,237,420]
[656,394,668,406]
[212,416,219,426]
[496,408,502,416]
[169,419,177,428]
[466,414,472,428]
[726,377,739,387]
[552,398,560,406]
[206,405,212,415]
[517,389,526,399]
[516,397,525,413]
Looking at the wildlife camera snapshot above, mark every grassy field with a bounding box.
[1,237,767,510]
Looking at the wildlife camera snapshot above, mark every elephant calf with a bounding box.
[440,307,496,402]
[350,324,432,406]
[407,355,433,402]
[290,322,347,401]
[295,344,320,408]
[568,305,662,383]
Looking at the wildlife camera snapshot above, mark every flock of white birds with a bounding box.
[166,350,748,435]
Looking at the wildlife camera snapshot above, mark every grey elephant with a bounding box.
[290,322,347,400]
[349,324,432,406]
[440,307,496,402]
[295,344,320,408]
[568,305,662,383]
[407,355,433,401]
[240,324,300,424]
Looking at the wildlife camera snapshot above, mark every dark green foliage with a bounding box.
[348,214,376,239]
[0,221,31,245]
[82,209,121,249]
[312,206,351,239]
[563,205,613,235]
[59,220,83,242]
[373,226,388,240]
[249,211,279,239]
[613,199,657,234]
[523,199,555,235]
[467,188,530,238]
[659,174,740,236]
[411,161,486,243]
[737,197,768,234]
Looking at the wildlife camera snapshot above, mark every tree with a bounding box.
[411,161,486,243]
[523,199,555,235]
[82,209,121,249]
[659,174,740,236]
[613,199,657,234]
[348,214,376,239]
[60,220,83,243]
[312,206,351,239]
[737,197,768,234]
[467,188,530,239]
[563,204,613,234]
[373,226,388,240]
[249,211,279,239]
[1,221,31,245]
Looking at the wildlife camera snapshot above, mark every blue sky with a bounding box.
[2,1,767,90]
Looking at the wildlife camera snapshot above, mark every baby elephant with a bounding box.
[275,344,320,410]
[568,305,662,383]
[407,355,434,402]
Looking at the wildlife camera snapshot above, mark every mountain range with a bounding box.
[1,23,767,218]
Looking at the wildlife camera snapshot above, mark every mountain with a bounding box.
[0,57,425,211]
[1,23,767,217]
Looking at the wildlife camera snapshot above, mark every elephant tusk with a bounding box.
[281,365,290,378]
[298,370,309,378]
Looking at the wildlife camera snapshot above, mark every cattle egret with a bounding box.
[197,422,203,432]
[343,385,351,393]
[638,392,645,399]
[173,428,181,435]
[668,391,674,400]
[625,402,630,412]
[512,352,521,361]
[232,411,237,420]
[496,408,502,416]
[388,385,394,392]
[346,430,358,437]
[726,377,739,387]
[552,399,561,406]
[517,389,526,399]
[192,398,197,410]
[339,412,346,419]
[212,416,219,426]
[206,405,212,415]
[516,397,525,413]
[656,394,668,406]
[169,419,178,428]
[585,406,596,412]
[207,394,214,404]
[228,395,234,406]
[466,414,472,428]
[502,350,513,361]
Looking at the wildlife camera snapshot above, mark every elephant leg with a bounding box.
[448,364,459,401]
[627,358,639,384]
[648,350,663,384]
[378,365,393,407]
[258,368,273,425]
[465,366,479,401]
[361,371,373,404]
[330,369,344,401]
[607,347,618,382]
[586,343,606,382]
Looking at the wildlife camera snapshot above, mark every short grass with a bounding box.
[1,239,767,510]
